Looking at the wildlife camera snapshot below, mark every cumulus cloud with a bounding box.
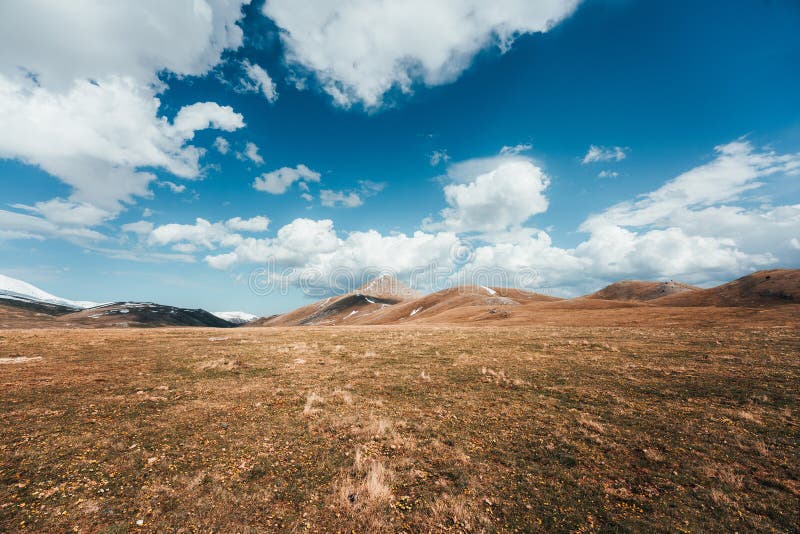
[242,142,264,165]
[158,181,187,194]
[320,190,363,208]
[225,216,270,232]
[598,170,618,178]
[214,136,230,155]
[425,155,549,233]
[318,180,385,208]
[262,0,580,108]
[146,218,243,250]
[253,164,321,194]
[0,76,244,214]
[204,218,460,288]
[582,145,628,164]
[121,220,155,235]
[0,0,250,90]
[239,60,278,103]
[469,140,800,292]
[96,140,800,295]
[0,1,249,242]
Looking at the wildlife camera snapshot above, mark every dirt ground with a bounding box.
[1,324,798,532]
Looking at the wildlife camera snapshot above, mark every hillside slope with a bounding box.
[588,280,699,301]
[253,275,420,326]
[654,269,800,307]
[59,303,237,328]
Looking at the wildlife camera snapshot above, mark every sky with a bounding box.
[0,0,799,315]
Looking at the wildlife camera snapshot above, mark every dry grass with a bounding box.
[0,324,798,532]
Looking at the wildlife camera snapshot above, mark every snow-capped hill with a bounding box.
[212,311,259,324]
[0,273,98,309]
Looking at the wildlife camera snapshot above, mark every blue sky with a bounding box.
[1,0,799,315]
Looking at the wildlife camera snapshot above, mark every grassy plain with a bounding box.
[1,324,798,532]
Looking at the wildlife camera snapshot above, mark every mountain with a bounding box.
[252,275,420,326]
[587,280,700,302]
[0,273,99,309]
[350,285,561,325]
[253,281,560,326]
[57,302,237,328]
[0,273,237,328]
[212,311,260,324]
[2,270,798,329]
[653,269,800,307]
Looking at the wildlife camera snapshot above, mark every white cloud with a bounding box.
[468,140,800,291]
[598,170,618,178]
[0,209,106,243]
[158,181,187,194]
[171,102,244,139]
[147,218,243,250]
[582,141,799,231]
[262,0,580,108]
[226,216,270,232]
[426,156,549,233]
[243,142,264,165]
[204,218,460,285]
[253,164,321,194]
[0,1,249,245]
[0,0,250,90]
[121,220,155,235]
[582,145,628,164]
[320,190,363,208]
[12,199,113,227]
[0,75,244,215]
[205,252,239,270]
[499,143,532,156]
[318,180,385,208]
[98,140,800,294]
[214,136,230,155]
[430,149,450,166]
[239,60,278,103]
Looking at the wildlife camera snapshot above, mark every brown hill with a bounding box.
[350,285,561,325]
[588,280,699,301]
[0,298,237,329]
[58,302,236,328]
[0,299,63,328]
[255,283,562,327]
[253,275,420,326]
[654,269,800,307]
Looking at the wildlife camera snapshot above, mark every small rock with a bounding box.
[136,519,144,526]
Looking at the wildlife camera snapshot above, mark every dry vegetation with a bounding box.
[1,324,798,532]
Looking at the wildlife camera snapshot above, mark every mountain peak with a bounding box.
[355,275,420,301]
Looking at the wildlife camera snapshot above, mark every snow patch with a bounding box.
[0,356,42,365]
[0,273,99,309]
[212,311,259,324]
[410,307,423,317]
[480,285,497,295]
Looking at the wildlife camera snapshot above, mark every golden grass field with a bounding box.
[1,323,798,532]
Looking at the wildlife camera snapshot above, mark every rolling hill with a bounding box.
[0,274,241,328]
[1,270,798,329]
[588,280,700,301]
[653,269,800,307]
